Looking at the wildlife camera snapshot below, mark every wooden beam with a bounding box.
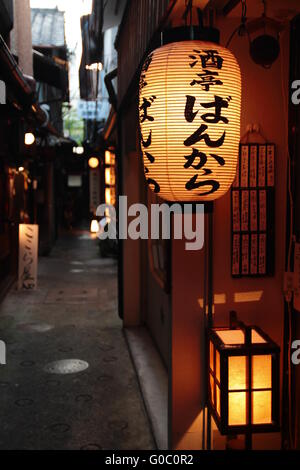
[222,0,240,16]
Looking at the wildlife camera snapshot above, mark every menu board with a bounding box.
[231,143,275,277]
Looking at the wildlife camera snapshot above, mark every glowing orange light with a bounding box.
[105,150,115,165]
[105,188,111,205]
[105,187,116,206]
[139,41,241,201]
[90,219,99,233]
[88,157,99,169]
[25,132,35,146]
[105,167,115,186]
[105,168,111,185]
[105,151,111,165]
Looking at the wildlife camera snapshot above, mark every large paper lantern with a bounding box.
[139,41,241,201]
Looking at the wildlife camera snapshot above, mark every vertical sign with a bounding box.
[89,168,100,213]
[18,224,39,290]
[232,234,240,276]
[231,143,275,277]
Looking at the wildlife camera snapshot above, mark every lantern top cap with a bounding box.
[215,328,265,345]
[210,326,280,352]
[159,26,220,47]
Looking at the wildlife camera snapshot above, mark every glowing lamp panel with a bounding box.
[105,188,116,206]
[105,168,115,186]
[90,219,99,233]
[105,151,115,166]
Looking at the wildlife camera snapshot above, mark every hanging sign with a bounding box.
[231,143,275,277]
[89,168,101,213]
[18,224,39,290]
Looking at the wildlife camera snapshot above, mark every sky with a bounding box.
[30,0,93,107]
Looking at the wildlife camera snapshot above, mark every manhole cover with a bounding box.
[18,323,54,333]
[0,381,10,387]
[44,359,89,374]
[11,348,26,355]
[80,443,102,450]
[97,374,112,381]
[75,394,93,403]
[15,398,34,407]
[58,347,73,353]
[103,356,117,363]
[98,344,114,352]
[20,360,35,367]
[49,423,70,434]
[43,379,60,387]
[108,420,128,431]
[45,288,98,304]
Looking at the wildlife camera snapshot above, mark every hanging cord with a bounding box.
[262,0,266,36]
[280,27,295,450]
[183,0,193,27]
[226,0,249,48]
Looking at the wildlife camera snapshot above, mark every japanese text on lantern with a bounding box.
[184,49,231,196]
[139,52,161,194]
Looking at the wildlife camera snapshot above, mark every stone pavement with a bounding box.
[0,231,155,450]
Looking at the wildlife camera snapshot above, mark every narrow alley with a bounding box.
[0,230,154,450]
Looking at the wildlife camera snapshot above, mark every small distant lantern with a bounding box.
[88,157,99,169]
[24,132,35,146]
[208,313,280,439]
[139,39,241,201]
[85,62,102,71]
[73,146,84,155]
[90,219,99,234]
[105,187,116,206]
[105,150,115,165]
[105,167,115,186]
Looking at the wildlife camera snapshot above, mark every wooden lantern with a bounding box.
[208,316,280,436]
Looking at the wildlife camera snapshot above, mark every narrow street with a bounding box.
[0,230,154,450]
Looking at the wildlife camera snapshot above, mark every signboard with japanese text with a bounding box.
[231,143,275,277]
[18,224,39,290]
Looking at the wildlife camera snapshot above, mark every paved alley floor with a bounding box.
[0,231,155,450]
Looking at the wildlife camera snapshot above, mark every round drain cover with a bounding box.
[108,420,128,431]
[97,374,112,381]
[0,381,10,387]
[20,360,35,367]
[19,323,54,333]
[44,359,89,375]
[49,423,70,434]
[81,443,102,450]
[103,356,117,363]
[75,394,93,403]
[15,398,34,407]
[98,344,114,352]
